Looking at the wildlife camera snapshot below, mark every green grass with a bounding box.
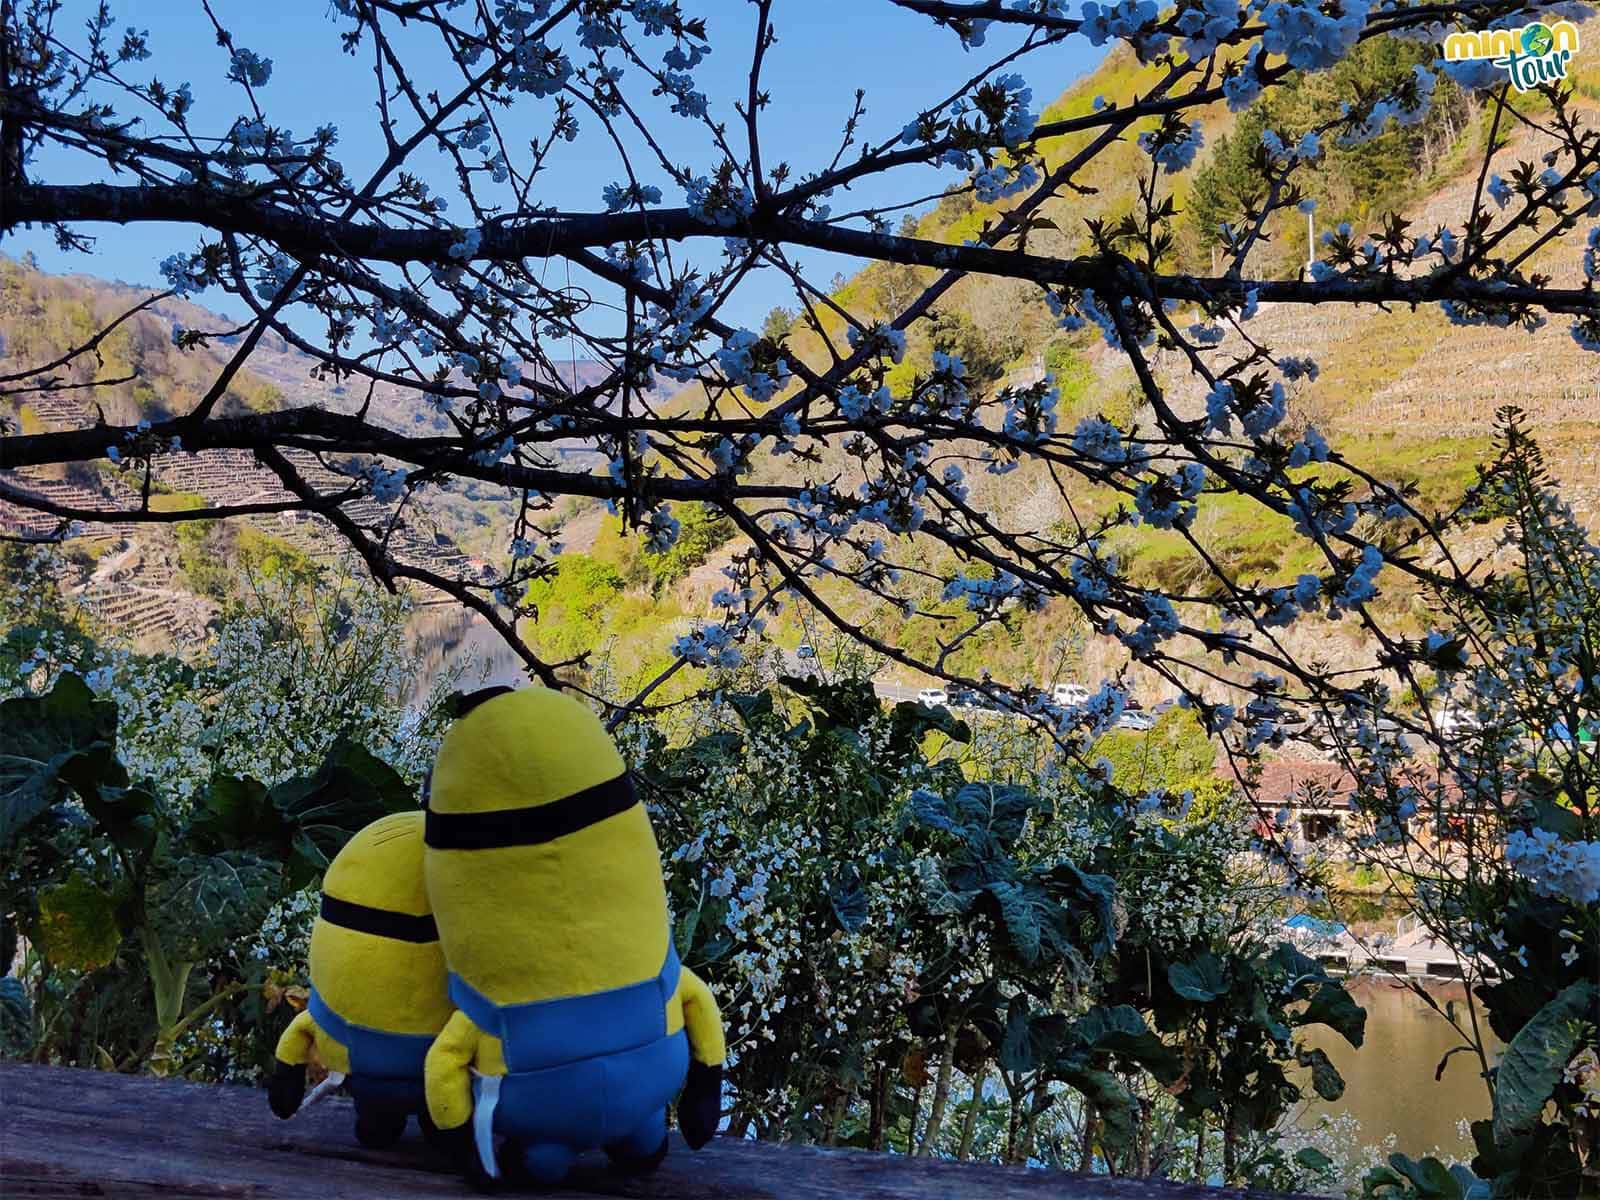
[148,490,207,513]
[1113,428,1490,593]
[1334,433,1489,502]
[1117,489,1320,590]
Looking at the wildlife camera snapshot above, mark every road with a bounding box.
[783,654,1041,719]
[873,681,923,704]
[788,654,1590,757]
[782,659,976,709]
[797,653,1360,743]
[785,663,959,708]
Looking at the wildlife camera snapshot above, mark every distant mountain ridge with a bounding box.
[0,259,634,640]
[0,254,664,558]
[1,258,665,435]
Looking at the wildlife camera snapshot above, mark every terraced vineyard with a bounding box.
[1,378,482,641]
[1154,119,1600,527]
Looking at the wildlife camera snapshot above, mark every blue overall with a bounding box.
[450,943,689,1180]
[307,988,434,1114]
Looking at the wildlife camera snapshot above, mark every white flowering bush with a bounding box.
[628,677,972,1141]
[1,551,456,807]
[630,672,1360,1188]
[0,547,460,1080]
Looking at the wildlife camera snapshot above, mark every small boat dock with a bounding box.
[1282,915,1501,983]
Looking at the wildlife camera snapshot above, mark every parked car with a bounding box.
[1115,710,1155,732]
[946,687,981,710]
[916,686,949,707]
[1435,704,1480,735]
[797,643,816,659]
[1051,682,1090,706]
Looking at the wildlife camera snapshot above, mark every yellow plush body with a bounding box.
[422,688,726,1185]
[269,811,452,1148]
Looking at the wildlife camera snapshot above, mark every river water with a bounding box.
[405,606,533,707]
[1296,978,1499,1162]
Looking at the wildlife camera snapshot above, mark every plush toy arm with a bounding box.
[274,1008,319,1065]
[676,967,725,1150]
[678,966,726,1066]
[268,1010,317,1118]
[425,1009,481,1132]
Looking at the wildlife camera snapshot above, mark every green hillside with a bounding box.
[633,36,1600,694]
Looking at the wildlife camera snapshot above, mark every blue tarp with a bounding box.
[1284,913,1347,938]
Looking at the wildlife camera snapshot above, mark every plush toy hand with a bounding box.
[268,1061,307,1119]
[678,1059,723,1150]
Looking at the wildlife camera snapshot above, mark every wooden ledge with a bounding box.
[1,1064,1304,1199]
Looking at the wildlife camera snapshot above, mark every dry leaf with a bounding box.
[902,1048,930,1088]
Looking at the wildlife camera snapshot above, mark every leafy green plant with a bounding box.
[522,554,627,657]
[638,673,973,1143]
[1361,1151,1482,1199]
[0,672,413,1074]
[901,777,1124,1163]
[1091,707,1218,795]
[0,976,32,1058]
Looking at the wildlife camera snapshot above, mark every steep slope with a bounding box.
[658,41,1600,692]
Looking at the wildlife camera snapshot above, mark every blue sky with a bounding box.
[7,1,1103,331]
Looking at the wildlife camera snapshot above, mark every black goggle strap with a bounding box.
[319,893,438,943]
[424,771,637,851]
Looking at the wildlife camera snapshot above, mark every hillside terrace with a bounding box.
[1,387,485,633]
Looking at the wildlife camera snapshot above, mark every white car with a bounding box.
[1115,710,1155,731]
[1052,682,1090,706]
[916,687,950,707]
[1437,705,1480,734]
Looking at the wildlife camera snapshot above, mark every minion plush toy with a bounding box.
[268,810,453,1148]
[422,686,725,1187]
